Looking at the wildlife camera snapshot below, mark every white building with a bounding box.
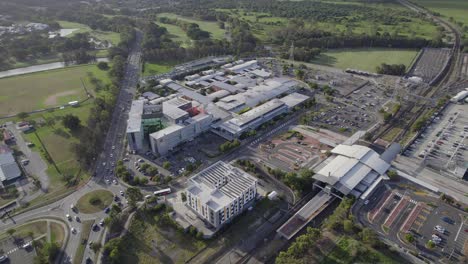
[313,143,398,198]
[186,161,257,229]
[215,99,288,139]
[214,92,309,140]
[149,114,213,155]
[126,100,145,151]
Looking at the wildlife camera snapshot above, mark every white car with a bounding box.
[71,227,77,234]
[434,225,445,234]
[21,242,32,249]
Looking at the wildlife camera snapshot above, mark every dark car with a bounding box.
[104,207,111,214]
[441,216,454,224]
[0,255,8,263]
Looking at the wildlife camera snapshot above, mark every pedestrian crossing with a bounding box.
[394,192,418,204]
[5,240,33,255]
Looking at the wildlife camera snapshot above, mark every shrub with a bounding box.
[89,196,102,205]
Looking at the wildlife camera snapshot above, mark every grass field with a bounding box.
[76,189,113,213]
[6,64,112,196]
[142,61,177,77]
[310,48,419,72]
[0,64,108,116]
[50,222,65,246]
[57,20,121,45]
[156,13,225,40]
[156,22,192,47]
[0,221,47,240]
[413,0,468,26]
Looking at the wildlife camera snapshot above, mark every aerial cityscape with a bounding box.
[0,0,467,264]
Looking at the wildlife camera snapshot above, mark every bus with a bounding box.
[154,188,171,196]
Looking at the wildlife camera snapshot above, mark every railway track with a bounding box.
[376,0,464,145]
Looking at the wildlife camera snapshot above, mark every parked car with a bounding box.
[441,217,454,224]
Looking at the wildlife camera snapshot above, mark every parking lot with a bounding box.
[365,183,468,262]
[0,237,36,264]
[404,104,468,177]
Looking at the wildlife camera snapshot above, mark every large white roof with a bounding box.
[315,144,391,195]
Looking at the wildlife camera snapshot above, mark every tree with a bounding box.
[90,242,102,253]
[62,114,81,131]
[426,240,435,249]
[162,161,171,169]
[387,170,398,180]
[181,192,187,202]
[126,187,143,207]
[343,220,354,233]
[17,112,29,119]
[97,61,109,70]
[405,233,414,243]
[6,228,16,238]
[360,228,378,247]
[294,69,305,80]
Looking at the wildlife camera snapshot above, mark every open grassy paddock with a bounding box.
[142,61,177,77]
[57,20,121,46]
[156,13,226,40]
[310,48,419,72]
[0,64,108,116]
[155,22,192,47]
[76,189,114,214]
[413,0,468,26]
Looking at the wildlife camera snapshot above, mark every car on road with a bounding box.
[92,224,99,231]
[99,219,105,226]
[66,214,72,221]
[123,158,129,162]
[22,241,32,249]
[0,255,8,263]
[85,257,92,264]
[104,207,111,213]
[112,146,116,150]
[138,158,144,163]
[120,190,125,196]
[71,227,77,234]
[75,216,80,222]
[112,179,117,185]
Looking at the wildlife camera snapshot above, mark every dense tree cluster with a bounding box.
[158,17,210,40]
[376,63,406,75]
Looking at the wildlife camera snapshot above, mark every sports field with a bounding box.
[156,13,226,40]
[413,0,468,26]
[311,48,419,72]
[57,20,121,45]
[0,64,107,116]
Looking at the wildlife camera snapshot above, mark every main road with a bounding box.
[0,31,143,263]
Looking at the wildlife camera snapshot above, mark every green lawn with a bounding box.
[0,221,47,240]
[76,189,114,214]
[142,61,177,77]
[156,22,192,47]
[57,20,121,45]
[413,0,468,26]
[0,64,108,116]
[156,13,226,40]
[310,48,419,72]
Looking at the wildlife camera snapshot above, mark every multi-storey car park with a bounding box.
[126,60,310,156]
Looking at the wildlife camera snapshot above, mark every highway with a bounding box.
[0,31,143,264]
